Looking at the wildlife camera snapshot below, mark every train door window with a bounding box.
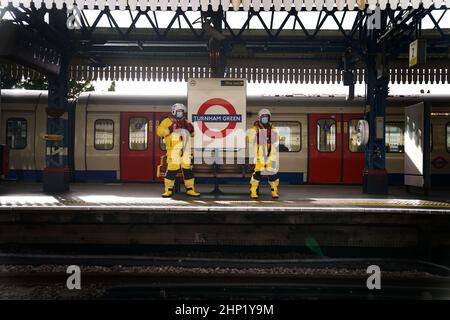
[272,121,301,152]
[348,119,365,152]
[129,117,148,150]
[6,118,27,150]
[94,119,114,150]
[317,119,336,152]
[385,122,404,153]
[447,123,450,152]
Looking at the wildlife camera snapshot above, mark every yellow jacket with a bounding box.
[157,117,194,170]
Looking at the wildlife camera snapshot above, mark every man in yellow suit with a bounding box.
[157,103,200,198]
[248,109,279,199]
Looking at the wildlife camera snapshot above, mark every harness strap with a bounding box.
[255,121,272,156]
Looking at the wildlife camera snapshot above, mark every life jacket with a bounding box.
[255,120,273,156]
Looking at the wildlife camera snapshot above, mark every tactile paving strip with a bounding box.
[1,195,450,209]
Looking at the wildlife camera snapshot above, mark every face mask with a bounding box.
[260,117,269,125]
[176,111,184,119]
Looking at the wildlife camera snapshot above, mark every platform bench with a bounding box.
[156,155,253,194]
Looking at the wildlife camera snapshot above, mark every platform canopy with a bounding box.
[1,0,449,11]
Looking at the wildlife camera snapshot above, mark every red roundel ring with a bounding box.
[197,98,237,138]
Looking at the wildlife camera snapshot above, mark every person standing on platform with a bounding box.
[248,108,280,199]
[157,103,200,198]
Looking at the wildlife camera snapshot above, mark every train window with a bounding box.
[94,119,114,150]
[6,118,27,150]
[447,123,450,152]
[385,122,405,153]
[272,121,301,152]
[317,119,336,152]
[129,117,148,151]
[348,119,365,153]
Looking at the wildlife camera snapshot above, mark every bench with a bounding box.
[156,154,253,194]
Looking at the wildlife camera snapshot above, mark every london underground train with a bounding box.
[1,90,449,185]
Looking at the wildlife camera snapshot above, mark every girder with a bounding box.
[0,4,449,84]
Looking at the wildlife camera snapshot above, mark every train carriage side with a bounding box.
[75,93,178,182]
[2,91,450,186]
[250,96,368,184]
[0,91,47,181]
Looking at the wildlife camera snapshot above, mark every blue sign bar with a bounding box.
[192,114,242,122]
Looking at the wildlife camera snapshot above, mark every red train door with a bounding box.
[342,114,365,184]
[120,112,154,181]
[154,112,172,181]
[308,114,342,183]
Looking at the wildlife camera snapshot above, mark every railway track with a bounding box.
[1,253,450,299]
[1,253,450,276]
[2,269,450,299]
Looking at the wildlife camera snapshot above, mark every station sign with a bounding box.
[409,39,427,67]
[188,78,247,149]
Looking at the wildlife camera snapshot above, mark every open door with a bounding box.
[404,102,431,189]
[120,112,153,181]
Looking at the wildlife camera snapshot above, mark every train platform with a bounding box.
[0,182,449,253]
[0,182,450,212]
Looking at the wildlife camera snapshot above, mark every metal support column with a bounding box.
[205,8,226,78]
[362,10,389,194]
[43,9,71,193]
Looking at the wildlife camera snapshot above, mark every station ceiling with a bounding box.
[0,4,449,85]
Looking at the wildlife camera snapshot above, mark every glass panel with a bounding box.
[129,117,148,151]
[385,122,405,153]
[94,119,114,150]
[272,121,301,152]
[6,119,27,149]
[160,137,167,151]
[447,123,450,152]
[348,119,365,153]
[317,119,336,152]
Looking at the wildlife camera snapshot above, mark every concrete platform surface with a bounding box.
[1,183,449,248]
[0,182,449,213]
